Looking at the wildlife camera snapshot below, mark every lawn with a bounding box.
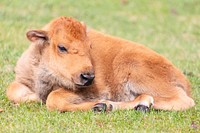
[0,0,200,132]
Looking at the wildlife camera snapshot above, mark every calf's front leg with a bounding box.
[7,81,39,103]
[93,94,154,112]
[46,88,153,112]
[46,88,99,112]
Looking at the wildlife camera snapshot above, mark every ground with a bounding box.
[0,0,199,132]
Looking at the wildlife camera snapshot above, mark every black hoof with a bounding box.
[134,105,150,112]
[93,103,107,112]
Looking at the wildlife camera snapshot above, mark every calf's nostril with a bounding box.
[81,73,94,80]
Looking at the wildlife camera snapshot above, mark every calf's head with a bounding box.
[26,17,94,88]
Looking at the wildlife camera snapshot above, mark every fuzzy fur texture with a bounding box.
[7,17,195,112]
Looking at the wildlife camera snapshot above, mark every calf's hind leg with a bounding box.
[153,87,195,111]
[7,81,39,103]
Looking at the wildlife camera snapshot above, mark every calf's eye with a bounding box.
[58,45,68,53]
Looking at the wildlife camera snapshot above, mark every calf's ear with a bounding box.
[26,30,48,42]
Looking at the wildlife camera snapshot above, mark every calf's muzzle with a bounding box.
[79,72,95,86]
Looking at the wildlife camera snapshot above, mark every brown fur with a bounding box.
[7,17,195,112]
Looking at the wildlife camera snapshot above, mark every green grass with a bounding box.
[0,0,200,132]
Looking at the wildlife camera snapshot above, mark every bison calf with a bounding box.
[7,17,195,112]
